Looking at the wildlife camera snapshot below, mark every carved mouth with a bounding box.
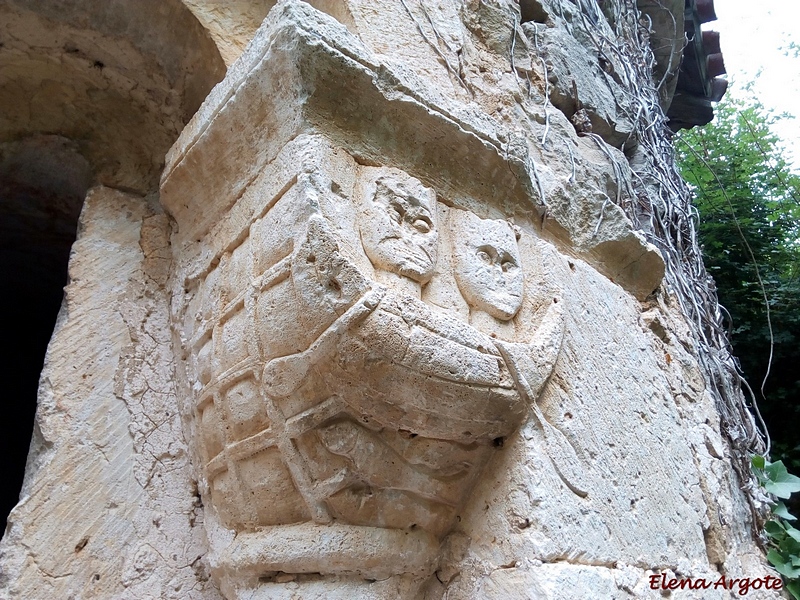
[481,290,523,319]
[379,238,434,273]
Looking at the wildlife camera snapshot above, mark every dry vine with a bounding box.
[400,0,769,535]
[568,0,771,532]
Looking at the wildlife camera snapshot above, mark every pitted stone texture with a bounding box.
[0,0,224,192]
[165,132,568,596]
[0,187,219,600]
[0,1,779,599]
[164,0,664,302]
[424,248,780,598]
[450,209,524,322]
[158,2,773,598]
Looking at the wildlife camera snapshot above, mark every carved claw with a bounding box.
[494,299,589,498]
[494,298,565,399]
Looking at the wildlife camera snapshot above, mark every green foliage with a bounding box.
[676,98,800,475]
[753,456,800,597]
[763,461,800,499]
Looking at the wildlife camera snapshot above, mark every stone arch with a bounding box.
[1,0,226,191]
[0,0,225,525]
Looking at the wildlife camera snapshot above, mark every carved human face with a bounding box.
[452,213,523,321]
[359,173,438,283]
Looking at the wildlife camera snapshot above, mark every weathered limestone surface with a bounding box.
[0,0,225,192]
[0,188,220,599]
[0,1,781,599]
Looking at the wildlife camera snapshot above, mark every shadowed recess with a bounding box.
[0,0,226,525]
[0,136,90,526]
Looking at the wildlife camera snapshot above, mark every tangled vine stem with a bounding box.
[579,0,771,533]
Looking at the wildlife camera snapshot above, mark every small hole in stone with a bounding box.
[520,0,549,23]
[75,536,89,553]
[306,254,316,263]
[93,60,104,69]
[493,437,504,447]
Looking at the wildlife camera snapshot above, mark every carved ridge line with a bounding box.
[195,361,259,411]
[162,9,285,185]
[312,468,358,499]
[288,7,506,156]
[262,288,385,398]
[188,256,292,350]
[254,254,293,293]
[248,250,334,524]
[183,174,297,286]
[218,522,439,580]
[270,414,333,524]
[206,427,281,479]
[283,396,350,437]
[214,393,261,524]
[201,278,260,524]
[319,429,462,508]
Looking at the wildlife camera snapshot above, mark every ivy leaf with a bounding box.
[786,523,800,544]
[753,455,767,470]
[779,534,800,556]
[764,461,800,499]
[766,519,786,539]
[767,549,800,577]
[787,580,800,600]
[774,501,798,521]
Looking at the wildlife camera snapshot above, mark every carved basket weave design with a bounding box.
[181,186,529,537]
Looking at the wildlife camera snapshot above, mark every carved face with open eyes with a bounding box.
[452,211,523,321]
[358,171,438,284]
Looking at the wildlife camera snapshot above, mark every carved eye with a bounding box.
[388,200,405,223]
[501,260,517,272]
[412,217,432,233]
[476,250,492,263]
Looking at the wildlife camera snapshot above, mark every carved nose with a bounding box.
[491,264,505,285]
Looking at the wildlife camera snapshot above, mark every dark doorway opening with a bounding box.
[0,136,90,528]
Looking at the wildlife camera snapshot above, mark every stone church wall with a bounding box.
[0,1,779,598]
